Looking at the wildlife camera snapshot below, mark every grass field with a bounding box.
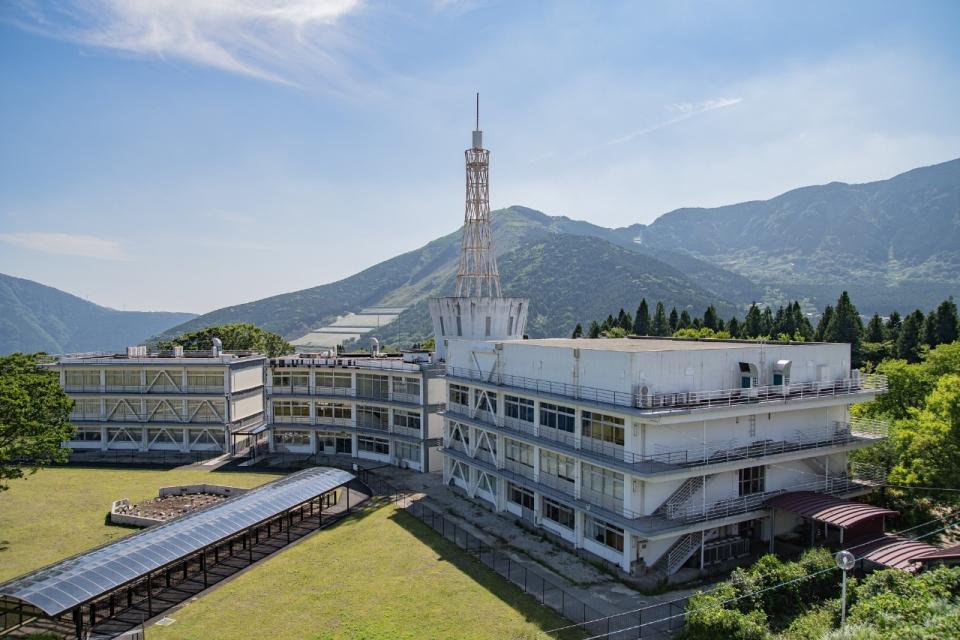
[0,466,284,582]
[1,466,571,639]
[149,503,567,640]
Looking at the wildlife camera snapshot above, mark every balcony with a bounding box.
[503,458,535,479]
[445,365,887,415]
[65,385,226,395]
[392,424,423,438]
[537,471,576,496]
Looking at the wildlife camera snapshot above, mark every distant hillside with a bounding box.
[623,158,960,308]
[0,273,196,354]
[158,207,740,343]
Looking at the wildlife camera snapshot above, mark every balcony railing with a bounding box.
[445,365,886,413]
[65,384,226,394]
[391,424,423,438]
[270,385,424,405]
[504,458,535,479]
[444,405,886,475]
[538,471,576,496]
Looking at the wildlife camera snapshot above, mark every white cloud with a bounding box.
[0,232,131,261]
[6,0,362,86]
[607,97,742,145]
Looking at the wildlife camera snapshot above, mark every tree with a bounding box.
[760,306,774,337]
[890,374,960,490]
[157,322,294,358]
[824,291,863,365]
[934,297,959,346]
[886,310,902,343]
[814,305,834,342]
[744,303,763,338]
[925,310,939,348]
[571,323,583,339]
[668,307,679,333]
[703,305,719,332]
[633,299,650,335]
[588,320,601,339]
[652,302,670,336]
[897,311,924,363]
[866,313,886,343]
[0,354,74,491]
[728,317,741,338]
[678,309,692,330]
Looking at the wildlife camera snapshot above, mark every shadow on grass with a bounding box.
[387,507,582,639]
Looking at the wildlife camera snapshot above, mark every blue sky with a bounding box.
[1,0,958,313]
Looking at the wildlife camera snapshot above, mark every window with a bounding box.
[187,371,225,389]
[478,473,498,496]
[540,402,575,433]
[272,400,309,418]
[336,437,352,454]
[357,374,389,399]
[73,428,102,441]
[451,425,470,446]
[188,400,225,422]
[543,497,575,529]
[106,400,140,421]
[588,517,624,551]
[71,399,101,420]
[540,450,576,483]
[739,466,765,496]
[146,400,180,422]
[507,482,534,510]
[315,370,352,389]
[392,376,421,398]
[145,369,181,390]
[582,463,624,500]
[393,409,422,431]
[316,402,351,420]
[105,370,142,388]
[504,440,533,466]
[473,389,497,414]
[65,369,100,387]
[396,442,421,462]
[276,431,310,445]
[357,405,388,430]
[358,436,390,455]
[505,395,535,423]
[582,411,625,446]
[449,383,469,406]
[108,428,136,443]
[148,429,178,444]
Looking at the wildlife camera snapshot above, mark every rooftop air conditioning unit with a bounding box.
[172,346,184,358]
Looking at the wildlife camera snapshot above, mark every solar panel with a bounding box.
[0,467,353,616]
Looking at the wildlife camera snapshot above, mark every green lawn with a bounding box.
[0,466,284,582]
[1,467,572,639]
[149,503,568,640]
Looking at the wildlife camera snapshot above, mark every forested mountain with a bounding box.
[158,208,736,343]
[623,158,960,309]
[0,273,196,354]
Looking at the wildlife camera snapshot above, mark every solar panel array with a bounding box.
[0,467,353,616]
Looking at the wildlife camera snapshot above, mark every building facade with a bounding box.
[264,352,444,472]
[54,349,266,457]
[439,337,888,574]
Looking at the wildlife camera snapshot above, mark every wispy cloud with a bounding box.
[5,0,362,86]
[0,232,131,261]
[606,97,742,145]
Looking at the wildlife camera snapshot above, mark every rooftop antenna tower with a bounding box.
[455,93,502,297]
[428,94,528,360]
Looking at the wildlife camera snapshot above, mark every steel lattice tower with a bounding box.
[455,94,502,298]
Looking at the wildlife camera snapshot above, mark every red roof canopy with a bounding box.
[913,543,960,562]
[765,491,898,529]
[849,535,942,571]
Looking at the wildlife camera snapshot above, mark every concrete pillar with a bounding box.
[309,430,317,454]
[101,425,108,451]
[140,426,148,452]
[182,428,190,452]
[622,533,633,573]
[268,429,276,453]
[99,368,105,393]
[575,510,585,549]
[532,444,540,482]
[309,400,316,426]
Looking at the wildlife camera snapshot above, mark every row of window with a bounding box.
[271,371,422,397]
[71,427,225,445]
[273,430,421,463]
[65,370,225,388]
[273,401,421,429]
[72,399,225,422]
[502,482,621,551]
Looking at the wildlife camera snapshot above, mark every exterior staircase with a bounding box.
[802,457,827,476]
[654,531,704,575]
[655,475,713,519]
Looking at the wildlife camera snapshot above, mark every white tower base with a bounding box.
[429,296,529,360]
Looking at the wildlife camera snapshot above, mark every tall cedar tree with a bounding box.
[925,311,939,348]
[703,305,719,331]
[760,306,774,337]
[1,354,74,490]
[617,308,633,331]
[571,323,583,339]
[728,317,741,338]
[633,299,651,335]
[678,310,692,329]
[588,320,601,339]
[814,305,834,342]
[896,311,924,363]
[824,292,863,365]
[885,311,902,343]
[866,313,886,343]
[933,298,959,346]
[744,303,763,338]
[668,307,679,332]
[652,302,670,336]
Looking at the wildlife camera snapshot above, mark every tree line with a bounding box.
[572,293,959,368]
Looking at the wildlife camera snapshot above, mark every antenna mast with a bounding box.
[456,93,502,297]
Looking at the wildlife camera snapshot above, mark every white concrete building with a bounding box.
[54,348,266,458]
[439,336,889,574]
[264,351,444,472]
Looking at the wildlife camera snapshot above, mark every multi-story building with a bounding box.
[264,351,444,472]
[439,337,888,575]
[53,346,266,458]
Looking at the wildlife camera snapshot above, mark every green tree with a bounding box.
[570,323,583,339]
[633,299,651,335]
[934,298,959,346]
[814,305,834,342]
[885,310,902,343]
[616,308,632,331]
[605,326,628,338]
[727,317,741,338]
[744,303,763,338]
[669,307,679,333]
[866,313,886,342]
[824,291,863,365]
[703,305,719,332]
[652,302,670,336]
[896,311,924,363]
[156,322,294,357]
[679,309,692,330]
[0,354,74,491]
[587,320,601,339]
[889,374,960,489]
[925,310,939,348]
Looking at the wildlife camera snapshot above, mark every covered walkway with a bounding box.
[0,468,363,639]
[766,490,898,550]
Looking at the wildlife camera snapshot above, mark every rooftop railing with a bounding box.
[443,405,887,474]
[445,366,886,414]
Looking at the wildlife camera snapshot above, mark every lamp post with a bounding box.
[835,550,855,637]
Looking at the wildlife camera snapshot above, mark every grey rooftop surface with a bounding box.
[498,337,813,352]
[0,467,353,617]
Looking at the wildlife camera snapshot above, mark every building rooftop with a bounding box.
[497,337,829,353]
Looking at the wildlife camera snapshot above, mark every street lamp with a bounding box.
[835,550,856,637]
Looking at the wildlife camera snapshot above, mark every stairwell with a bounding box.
[653,531,704,575]
[654,475,714,520]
